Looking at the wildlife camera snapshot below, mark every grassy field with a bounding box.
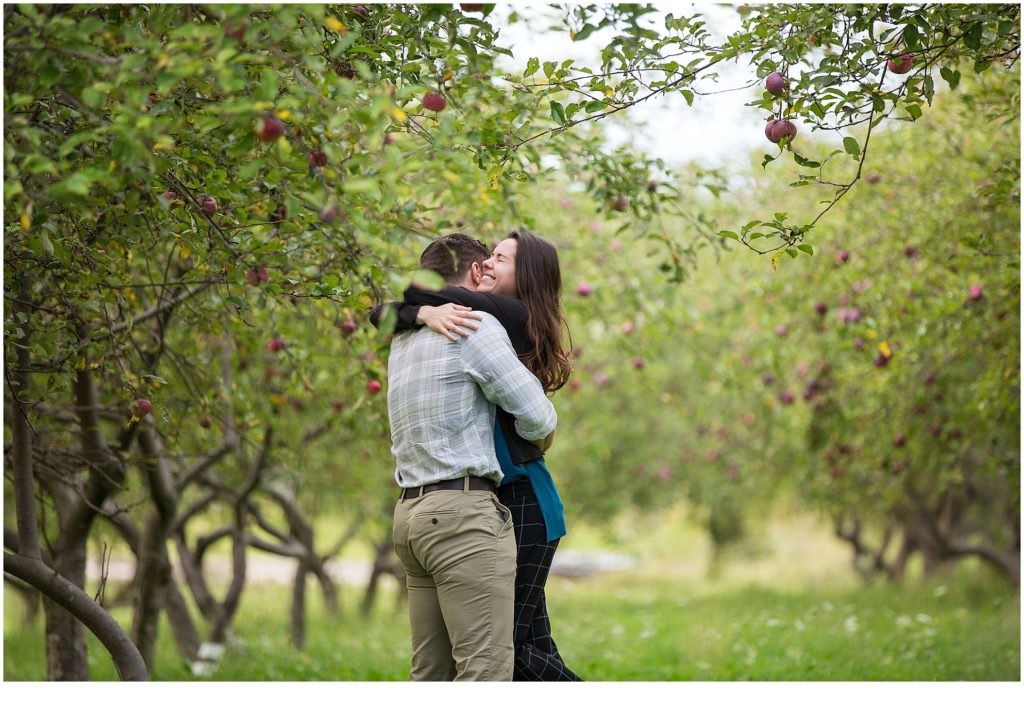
[4,509,1020,682]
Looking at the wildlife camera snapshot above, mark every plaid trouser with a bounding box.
[497,479,583,681]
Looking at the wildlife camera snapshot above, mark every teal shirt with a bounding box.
[493,421,566,542]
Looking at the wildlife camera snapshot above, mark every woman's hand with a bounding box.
[417,304,483,341]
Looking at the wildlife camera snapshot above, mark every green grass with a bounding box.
[4,511,1020,681]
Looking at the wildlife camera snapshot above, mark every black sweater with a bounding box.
[370,285,545,466]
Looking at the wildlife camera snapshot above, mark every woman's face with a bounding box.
[478,238,518,297]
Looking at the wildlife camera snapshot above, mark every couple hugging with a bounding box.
[371,230,582,681]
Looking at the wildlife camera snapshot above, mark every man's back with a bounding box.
[388,312,555,489]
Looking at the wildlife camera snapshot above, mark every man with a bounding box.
[385,233,557,681]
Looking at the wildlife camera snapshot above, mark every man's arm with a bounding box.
[461,316,556,443]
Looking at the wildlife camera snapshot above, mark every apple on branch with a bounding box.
[422,91,447,112]
[887,53,914,74]
[765,71,789,96]
[256,115,286,142]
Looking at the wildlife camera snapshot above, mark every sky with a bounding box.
[489,3,770,171]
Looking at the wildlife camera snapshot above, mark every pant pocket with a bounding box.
[491,495,513,532]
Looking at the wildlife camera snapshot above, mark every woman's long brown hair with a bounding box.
[508,230,572,393]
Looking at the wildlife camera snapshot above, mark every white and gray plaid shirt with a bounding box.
[387,312,556,488]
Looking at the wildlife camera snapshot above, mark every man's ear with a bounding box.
[469,261,483,287]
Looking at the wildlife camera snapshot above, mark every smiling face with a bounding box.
[477,238,518,297]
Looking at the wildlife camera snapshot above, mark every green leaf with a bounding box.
[718,230,739,241]
[573,24,598,42]
[797,244,814,255]
[543,61,556,78]
[60,172,94,196]
[524,57,539,78]
[843,136,861,158]
[940,66,961,90]
[906,103,922,120]
[963,22,983,50]
[793,152,822,168]
[410,269,445,291]
[584,100,607,113]
[225,295,250,310]
[550,101,566,126]
[680,90,694,106]
[903,23,919,49]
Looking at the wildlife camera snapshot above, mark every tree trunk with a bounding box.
[361,537,399,616]
[41,364,131,680]
[163,580,202,664]
[131,424,180,673]
[44,519,92,679]
[6,552,148,680]
[290,561,308,650]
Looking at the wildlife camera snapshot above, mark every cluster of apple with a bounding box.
[763,71,797,145]
[761,51,914,146]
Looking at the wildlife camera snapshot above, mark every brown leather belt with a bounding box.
[400,476,497,500]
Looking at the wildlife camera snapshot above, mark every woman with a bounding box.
[375,230,582,681]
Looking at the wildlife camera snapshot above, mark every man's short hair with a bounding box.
[419,233,489,283]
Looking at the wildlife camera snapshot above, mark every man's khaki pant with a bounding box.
[393,487,516,681]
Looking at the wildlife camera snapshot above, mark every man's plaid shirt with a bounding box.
[387,313,556,488]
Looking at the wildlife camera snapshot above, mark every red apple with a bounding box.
[611,195,629,212]
[224,20,247,42]
[333,60,357,79]
[632,357,645,370]
[766,119,797,144]
[257,266,269,282]
[576,282,593,296]
[200,416,213,429]
[774,324,788,337]
[779,390,795,405]
[245,269,261,286]
[836,249,850,263]
[383,132,397,145]
[340,318,358,336]
[460,4,486,11]
[256,116,286,142]
[866,173,881,184]
[331,399,345,411]
[199,196,218,215]
[319,203,341,225]
[367,379,382,395]
[352,5,369,16]
[887,54,913,74]
[133,398,152,416]
[765,71,789,96]
[161,190,179,202]
[569,378,582,391]
[308,148,328,167]
[621,322,635,335]
[267,337,286,353]
[893,433,906,447]
[422,91,447,112]
[814,302,828,315]
[873,352,890,367]
[968,284,983,301]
